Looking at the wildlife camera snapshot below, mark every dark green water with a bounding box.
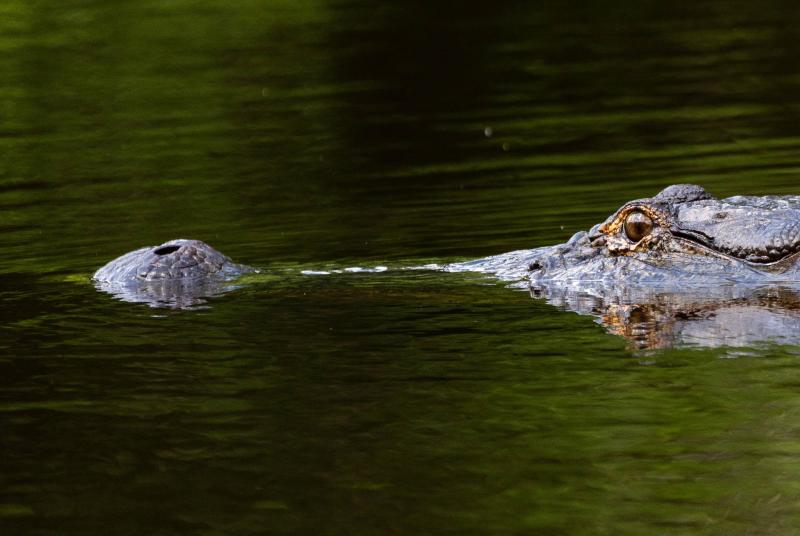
[6,1,800,534]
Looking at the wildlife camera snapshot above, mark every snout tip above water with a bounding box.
[93,238,254,308]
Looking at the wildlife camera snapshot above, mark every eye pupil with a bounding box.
[624,212,654,242]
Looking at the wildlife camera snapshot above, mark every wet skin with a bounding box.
[93,239,254,308]
[524,184,800,283]
[446,184,800,348]
[93,238,250,282]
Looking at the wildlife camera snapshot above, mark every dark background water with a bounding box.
[5,1,800,534]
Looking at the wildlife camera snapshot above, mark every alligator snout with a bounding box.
[94,239,252,283]
[528,229,603,275]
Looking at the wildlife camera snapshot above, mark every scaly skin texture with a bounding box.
[93,239,254,308]
[534,183,800,282]
[456,184,800,284]
[448,184,800,349]
[93,239,249,283]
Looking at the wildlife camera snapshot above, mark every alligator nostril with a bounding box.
[590,236,607,247]
[154,245,181,255]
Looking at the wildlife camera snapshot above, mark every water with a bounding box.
[5,0,800,533]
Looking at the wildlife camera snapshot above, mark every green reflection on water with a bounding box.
[5,0,800,534]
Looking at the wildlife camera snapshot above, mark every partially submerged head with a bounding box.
[528,184,800,282]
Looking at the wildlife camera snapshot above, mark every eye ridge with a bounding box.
[624,211,654,242]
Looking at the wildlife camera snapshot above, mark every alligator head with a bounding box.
[527,184,800,282]
[446,184,800,348]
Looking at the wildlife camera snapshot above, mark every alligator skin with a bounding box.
[93,239,253,308]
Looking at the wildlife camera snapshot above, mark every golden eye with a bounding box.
[624,212,653,242]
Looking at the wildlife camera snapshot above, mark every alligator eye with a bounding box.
[624,212,653,242]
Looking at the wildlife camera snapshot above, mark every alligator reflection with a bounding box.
[530,283,800,350]
[94,279,241,309]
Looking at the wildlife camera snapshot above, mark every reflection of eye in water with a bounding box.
[530,283,800,350]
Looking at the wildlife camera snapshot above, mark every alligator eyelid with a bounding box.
[672,229,714,244]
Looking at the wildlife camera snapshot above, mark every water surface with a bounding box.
[5,1,800,534]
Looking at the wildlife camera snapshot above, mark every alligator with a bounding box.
[95,184,800,290]
[93,185,800,346]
